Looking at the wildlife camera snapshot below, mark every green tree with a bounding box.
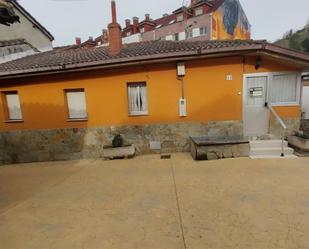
[301,38,309,52]
[289,35,302,51]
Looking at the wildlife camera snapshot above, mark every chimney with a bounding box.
[133,17,139,27]
[191,0,198,5]
[125,19,131,27]
[133,17,139,33]
[108,0,122,55]
[145,14,150,21]
[163,13,168,17]
[102,29,108,40]
[75,37,81,46]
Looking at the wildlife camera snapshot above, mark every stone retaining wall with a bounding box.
[301,119,309,138]
[0,121,243,165]
[269,117,300,139]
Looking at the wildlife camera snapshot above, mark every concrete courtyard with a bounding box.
[1,153,309,249]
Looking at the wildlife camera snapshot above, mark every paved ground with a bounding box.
[1,154,309,249]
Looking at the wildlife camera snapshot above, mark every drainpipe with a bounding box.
[177,62,186,117]
[179,77,185,99]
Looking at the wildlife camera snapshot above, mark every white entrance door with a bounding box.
[243,76,269,136]
[302,86,309,119]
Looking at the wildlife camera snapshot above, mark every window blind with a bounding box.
[5,92,22,120]
[66,90,87,119]
[271,74,298,104]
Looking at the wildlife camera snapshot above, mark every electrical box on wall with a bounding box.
[179,98,187,117]
[177,62,186,77]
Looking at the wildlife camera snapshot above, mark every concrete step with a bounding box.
[250,140,288,149]
[250,155,298,159]
[250,147,294,157]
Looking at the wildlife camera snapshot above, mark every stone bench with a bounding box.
[103,144,135,160]
[288,135,309,153]
[190,136,249,161]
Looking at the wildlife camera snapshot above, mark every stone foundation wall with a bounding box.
[269,118,300,139]
[300,119,309,138]
[0,121,243,165]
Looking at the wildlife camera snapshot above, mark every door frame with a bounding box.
[242,71,302,136]
[243,73,270,136]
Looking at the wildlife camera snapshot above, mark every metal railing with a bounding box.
[267,103,287,157]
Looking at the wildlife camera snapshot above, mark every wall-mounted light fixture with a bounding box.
[255,56,262,70]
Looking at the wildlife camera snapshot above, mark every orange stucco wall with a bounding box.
[0,56,301,131]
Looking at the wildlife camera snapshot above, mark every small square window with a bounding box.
[173,33,179,41]
[185,30,193,39]
[177,14,184,22]
[3,91,23,121]
[65,89,88,120]
[199,26,208,36]
[195,7,203,16]
[127,82,148,116]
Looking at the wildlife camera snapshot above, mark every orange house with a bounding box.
[0,2,308,164]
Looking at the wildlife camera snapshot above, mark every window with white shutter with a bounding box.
[65,89,88,119]
[4,91,23,120]
[177,14,184,22]
[270,74,299,105]
[195,7,203,16]
[192,28,200,38]
[127,83,148,116]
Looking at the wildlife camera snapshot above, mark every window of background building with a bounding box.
[186,29,193,39]
[173,33,179,41]
[127,82,148,116]
[199,26,208,36]
[177,14,184,22]
[195,7,203,16]
[65,89,88,120]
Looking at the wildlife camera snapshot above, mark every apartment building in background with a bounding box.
[81,0,251,47]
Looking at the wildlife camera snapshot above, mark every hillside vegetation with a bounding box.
[275,24,309,52]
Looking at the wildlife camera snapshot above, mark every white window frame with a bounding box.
[176,14,184,22]
[165,35,173,41]
[195,7,203,16]
[3,91,23,121]
[243,71,302,107]
[65,89,88,120]
[192,28,200,38]
[127,82,148,116]
[179,32,186,41]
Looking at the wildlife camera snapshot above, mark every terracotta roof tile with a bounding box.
[0,40,308,77]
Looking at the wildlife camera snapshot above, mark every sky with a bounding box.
[19,0,309,47]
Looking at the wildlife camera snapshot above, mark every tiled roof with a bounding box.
[0,40,308,77]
